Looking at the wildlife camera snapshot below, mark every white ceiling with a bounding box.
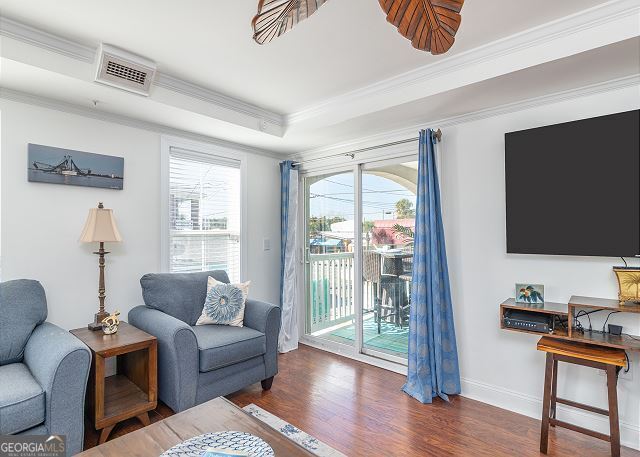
[291,38,640,153]
[0,0,638,156]
[0,0,612,113]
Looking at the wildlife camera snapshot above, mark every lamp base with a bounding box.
[88,311,109,331]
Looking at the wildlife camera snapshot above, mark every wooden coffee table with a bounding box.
[76,397,315,456]
[70,322,157,444]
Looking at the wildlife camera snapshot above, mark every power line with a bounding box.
[324,178,377,193]
[310,193,401,210]
[311,192,404,205]
[314,190,413,196]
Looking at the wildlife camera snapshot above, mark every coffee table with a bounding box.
[76,397,315,456]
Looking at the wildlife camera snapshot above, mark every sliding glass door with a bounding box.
[304,170,355,348]
[360,161,417,360]
[303,158,418,363]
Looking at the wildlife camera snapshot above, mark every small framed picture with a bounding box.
[515,283,544,304]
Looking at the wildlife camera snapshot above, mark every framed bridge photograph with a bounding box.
[28,143,124,190]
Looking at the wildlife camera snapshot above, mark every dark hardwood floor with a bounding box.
[85,344,639,456]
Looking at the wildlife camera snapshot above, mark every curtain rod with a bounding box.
[292,129,441,166]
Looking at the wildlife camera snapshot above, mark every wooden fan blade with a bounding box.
[379,0,464,54]
[252,0,329,45]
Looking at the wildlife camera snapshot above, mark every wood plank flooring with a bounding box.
[85,344,639,456]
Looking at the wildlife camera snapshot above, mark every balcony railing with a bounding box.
[308,252,355,333]
[308,250,414,334]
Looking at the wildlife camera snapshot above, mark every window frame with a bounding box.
[160,135,247,281]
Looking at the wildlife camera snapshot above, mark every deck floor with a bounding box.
[322,319,409,357]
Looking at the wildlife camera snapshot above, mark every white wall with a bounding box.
[439,85,640,448]
[0,99,281,330]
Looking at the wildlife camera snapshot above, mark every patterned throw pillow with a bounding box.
[196,276,251,327]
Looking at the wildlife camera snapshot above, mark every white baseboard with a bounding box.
[461,377,640,451]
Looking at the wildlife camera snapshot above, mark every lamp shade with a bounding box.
[80,202,122,243]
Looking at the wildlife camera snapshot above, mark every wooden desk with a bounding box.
[70,322,157,444]
[500,296,640,352]
[501,296,638,456]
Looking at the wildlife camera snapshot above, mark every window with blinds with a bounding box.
[168,151,241,282]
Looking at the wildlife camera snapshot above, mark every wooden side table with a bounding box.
[71,322,157,444]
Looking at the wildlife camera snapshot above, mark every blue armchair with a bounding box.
[128,270,281,413]
[0,279,91,456]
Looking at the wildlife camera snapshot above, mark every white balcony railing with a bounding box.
[308,252,355,333]
[308,250,414,334]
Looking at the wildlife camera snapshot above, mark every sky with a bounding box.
[309,171,415,221]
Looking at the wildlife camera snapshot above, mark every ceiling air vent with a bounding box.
[95,44,156,96]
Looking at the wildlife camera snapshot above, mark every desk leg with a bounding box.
[606,365,620,457]
[550,359,558,426]
[540,353,554,454]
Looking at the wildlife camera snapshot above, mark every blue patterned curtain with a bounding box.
[280,160,293,307]
[402,129,461,403]
[279,160,299,353]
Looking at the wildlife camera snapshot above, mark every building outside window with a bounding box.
[168,151,241,282]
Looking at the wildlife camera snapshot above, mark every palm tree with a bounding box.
[392,224,414,244]
[395,199,415,218]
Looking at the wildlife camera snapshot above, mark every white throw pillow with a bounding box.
[195,276,251,327]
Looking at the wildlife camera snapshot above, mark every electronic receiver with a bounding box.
[503,309,553,333]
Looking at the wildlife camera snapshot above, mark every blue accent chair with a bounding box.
[0,279,92,456]
[128,271,281,413]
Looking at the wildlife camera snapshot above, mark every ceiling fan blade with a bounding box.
[252,0,329,45]
[379,0,464,54]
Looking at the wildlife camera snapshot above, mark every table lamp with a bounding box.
[80,202,122,330]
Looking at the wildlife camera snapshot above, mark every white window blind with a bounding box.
[168,151,241,282]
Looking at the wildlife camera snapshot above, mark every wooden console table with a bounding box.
[500,295,639,456]
[500,295,640,352]
[71,322,157,443]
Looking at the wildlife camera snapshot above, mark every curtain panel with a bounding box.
[278,161,299,353]
[402,129,461,403]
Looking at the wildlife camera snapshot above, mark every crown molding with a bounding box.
[0,16,285,129]
[154,73,284,127]
[287,0,640,126]
[292,74,640,163]
[1,1,637,140]
[0,16,95,62]
[0,87,286,160]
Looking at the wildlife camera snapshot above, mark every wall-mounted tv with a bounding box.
[505,110,639,258]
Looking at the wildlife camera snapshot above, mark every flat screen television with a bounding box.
[505,110,639,257]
